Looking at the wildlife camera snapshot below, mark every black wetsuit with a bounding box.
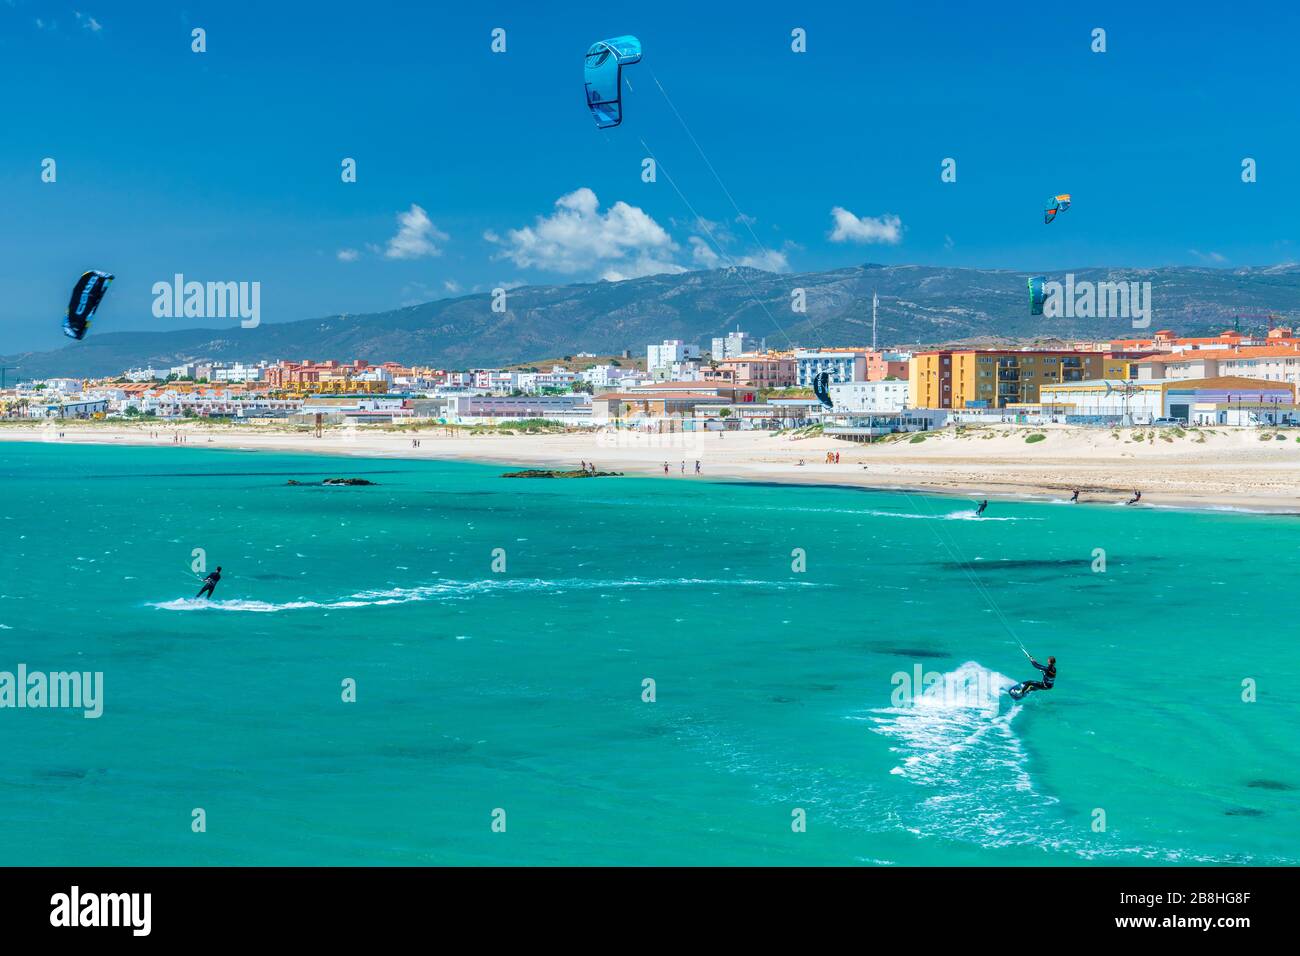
[196,570,221,599]
[975,500,988,516]
[1021,659,1056,694]
[1070,490,1079,502]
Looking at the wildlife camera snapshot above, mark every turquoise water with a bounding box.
[1,441,1297,866]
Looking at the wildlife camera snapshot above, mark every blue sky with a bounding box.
[1,0,1296,350]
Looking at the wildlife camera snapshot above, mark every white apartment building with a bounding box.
[711,330,759,359]
[1137,348,1300,385]
[795,349,869,387]
[827,379,910,412]
[580,364,641,388]
[647,340,701,370]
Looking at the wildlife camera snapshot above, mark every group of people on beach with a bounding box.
[1065,488,1142,505]
[578,460,602,473]
[661,460,702,475]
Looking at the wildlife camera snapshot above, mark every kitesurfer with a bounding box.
[975,499,988,517]
[1017,656,1056,697]
[195,566,222,600]
[1127,489,1142,505]
[1070,489,1080,503]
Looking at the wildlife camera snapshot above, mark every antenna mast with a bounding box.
[872,290,878,350]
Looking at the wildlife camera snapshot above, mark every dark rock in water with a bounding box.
[1224,808,1265,817]
[502,469,621,478]
[287,477,378,486]
[867,644,948,659]
[1246,779,1295,791]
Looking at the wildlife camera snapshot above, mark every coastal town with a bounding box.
[4,324,1300,435]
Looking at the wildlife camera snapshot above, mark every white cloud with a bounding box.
[828,206,903,245]
[1190,249,1227,264]
[689,227,790,272]
[336,248,360,262]
[384,204,448,260]
[736,248,790,271]
[443,279,462,293]
[75,12,103,32]
[689,236,721,268]
[487,187,684,281]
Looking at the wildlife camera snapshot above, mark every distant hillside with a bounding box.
[6,263,1300,379]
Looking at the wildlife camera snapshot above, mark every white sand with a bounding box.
[6,420,1300,512]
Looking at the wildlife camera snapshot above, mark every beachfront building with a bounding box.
[1038,376,1296,425]
[23,397,108,419]
[592,391,731,425]
[623,381,758,404]
[909,349,1107,410]
[138,387,304,419]
[795,349,869,388]
[827,379,909,412]
[443,394,591,425]
[693,399,822,430]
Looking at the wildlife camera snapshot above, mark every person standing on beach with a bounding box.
[664,462,669,475]
[695,460,701,475]
[195,566,222,600]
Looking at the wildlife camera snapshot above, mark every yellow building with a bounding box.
[909,350,1112,409]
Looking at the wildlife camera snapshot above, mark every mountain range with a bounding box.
[5,263,1300,379]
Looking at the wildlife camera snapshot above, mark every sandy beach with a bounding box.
[6,420,1300,513]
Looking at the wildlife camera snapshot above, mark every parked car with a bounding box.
[1151,417,1183,427]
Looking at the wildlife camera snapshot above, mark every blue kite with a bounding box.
[584,36,642,129]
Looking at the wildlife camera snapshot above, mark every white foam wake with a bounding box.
[869,661,1023,788]
[860,661,1070,851]
[865,508,1026,522]
[149,577,817,613]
